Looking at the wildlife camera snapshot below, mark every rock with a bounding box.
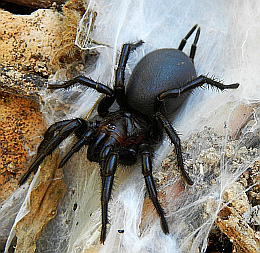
[0,0,89,200]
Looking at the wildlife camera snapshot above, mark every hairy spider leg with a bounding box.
[99,40,144,116]
[48,76,114,96]
[154,76,239,185]
[140,143,169,234]
[59,124,98,168]
[100,146,119,243]
[99,137,117,168]
[48,76,115,117]
[96,40,143,117]
[98,137,119,243]
[114,40,144,108]
[47,42,144,117]
[178,24,198,51]
[19,118,86,185]
[155,112,194,185]
[37,120,74,154]
[100,152,118,244]
[157,75,240,101]
[87,132,107,161]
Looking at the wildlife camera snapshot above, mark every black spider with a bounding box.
[19,25,239,244]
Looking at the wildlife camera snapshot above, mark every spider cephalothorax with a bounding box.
[19,25,239,243]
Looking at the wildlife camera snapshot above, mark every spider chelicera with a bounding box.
[19,25,239,243]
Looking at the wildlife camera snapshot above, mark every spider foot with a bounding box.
[129,40,144,51]
[100,225,107,244]
[18,153,45,185]
[222,82,239,89]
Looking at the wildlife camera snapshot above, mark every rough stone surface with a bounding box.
[216,162,260,253]
[0,1,90,251]
[0,1,88,99]
[0,0,88,200]
[0,91,45,201]
[0,9,61,98]
[154,122,259,252]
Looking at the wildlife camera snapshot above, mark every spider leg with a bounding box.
[19,118,86,185]
[100,152,118,244]
[48,75,114,97]
[87,132,107,161]
[157,75,239,101]
[178,24,199,52]
[97,95,116,117]
[155,112,194,185]
[140,143,169,234]
[37,120,73,154]
[99,138,119,244]
[59,126,97,168]
[115,40,144,108]
[99,137,118,168]
[189,26,200,61]
[49,75,115,117]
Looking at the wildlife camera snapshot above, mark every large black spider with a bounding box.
[19,25,239,243]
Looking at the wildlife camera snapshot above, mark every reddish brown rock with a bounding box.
[0,91,46,201]
[0,0,87,200]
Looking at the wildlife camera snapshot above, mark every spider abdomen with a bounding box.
[126,48,197,118]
